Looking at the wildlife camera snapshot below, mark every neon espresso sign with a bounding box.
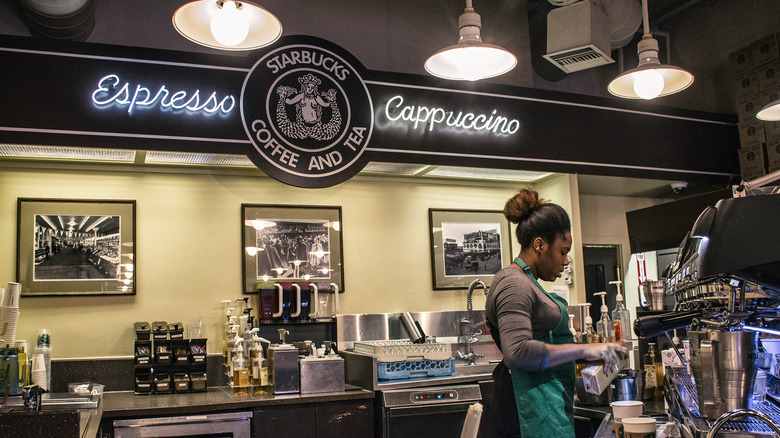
[384,95,520,135]
[91,74,236,115]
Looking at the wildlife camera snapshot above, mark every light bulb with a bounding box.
[633,69,665,100]
[245,247,258,256]
[453,48,483,81]
[210,1,249,47]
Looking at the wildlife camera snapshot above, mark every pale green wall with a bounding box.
[578,193,671,317]
[0,161,578,359]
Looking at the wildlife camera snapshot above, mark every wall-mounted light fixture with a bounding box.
[757,99,780,121]
[424,0,516,81]
[172,0,282,51]
[607,0,693,99]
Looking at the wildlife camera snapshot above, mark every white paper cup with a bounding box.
[4,283,20,307]
[31,353,46,371]
[31,368,47,390]
[623,417,656,438]
[610,401,644,438]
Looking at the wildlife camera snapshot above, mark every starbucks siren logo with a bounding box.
[241,38,373,188]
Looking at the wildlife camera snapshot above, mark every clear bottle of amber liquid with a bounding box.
[653,346,665,400]
[643,343,657,400]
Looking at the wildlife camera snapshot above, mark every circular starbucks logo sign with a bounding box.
[241,37,373,188]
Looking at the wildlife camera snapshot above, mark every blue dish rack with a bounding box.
[377,358,456,380]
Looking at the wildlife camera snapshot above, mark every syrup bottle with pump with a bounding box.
[610,280,631,342]
[594,292,614,343]
[568,314,577,338]
[579,303,600,344]
[232,337,250,395]
[248,329,272,394]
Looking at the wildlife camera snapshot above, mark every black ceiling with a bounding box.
[1,0,778,117]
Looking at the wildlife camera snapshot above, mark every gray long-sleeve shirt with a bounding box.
[486,266,563,372]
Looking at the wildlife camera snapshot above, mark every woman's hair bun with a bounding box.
[503,188,546,223]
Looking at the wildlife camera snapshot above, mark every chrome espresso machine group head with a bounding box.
[633,193,780,437]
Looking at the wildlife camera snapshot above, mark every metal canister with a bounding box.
[688,329,759,419]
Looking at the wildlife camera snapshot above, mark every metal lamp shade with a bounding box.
[172,0,281,51]
[608,63,694,99]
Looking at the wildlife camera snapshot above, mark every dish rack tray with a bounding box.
[353,340,452,362]
[377,358,456,380]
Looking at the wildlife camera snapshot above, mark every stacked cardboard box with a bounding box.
[733,33,780,180]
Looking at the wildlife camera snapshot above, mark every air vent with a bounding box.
[544,0,615,73]
[543,45,614,73]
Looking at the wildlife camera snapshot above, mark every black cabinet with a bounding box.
[253,399,373,438]
[316,400,374,438]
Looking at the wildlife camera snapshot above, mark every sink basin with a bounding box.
[453,361,498,376]
[1,393,97,411]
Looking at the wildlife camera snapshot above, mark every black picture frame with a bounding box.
[241,204,344,294]
[429,208,512,290]
[17,198,136,296]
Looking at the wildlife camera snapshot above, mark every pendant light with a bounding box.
[757,99,780,121]
[173,0,282,51]
[424,0,517,81]
[607,0,693,99]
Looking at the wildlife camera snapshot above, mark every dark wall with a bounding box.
[626,189,732,254]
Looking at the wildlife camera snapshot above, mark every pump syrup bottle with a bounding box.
[594,292,615,343]
[610,281,631,342]
[576,303,600,379]
[579,303,601,344]
[248,329,272,394]
[232,337,249,395]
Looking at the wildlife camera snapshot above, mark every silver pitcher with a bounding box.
[688,329,759,419]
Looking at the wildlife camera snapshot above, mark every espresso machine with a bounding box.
[633,193,780,437]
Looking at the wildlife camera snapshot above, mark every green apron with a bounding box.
[511,257,575,438]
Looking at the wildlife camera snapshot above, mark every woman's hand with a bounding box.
[581,343,628,374]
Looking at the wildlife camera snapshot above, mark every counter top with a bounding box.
[101,385,375,419]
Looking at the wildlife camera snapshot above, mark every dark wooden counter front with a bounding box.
[99,386,375,437]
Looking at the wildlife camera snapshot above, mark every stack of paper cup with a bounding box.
[610,401,644,438]
[622,417,657,438]
[0,282,21,346]
[31,353,47,390]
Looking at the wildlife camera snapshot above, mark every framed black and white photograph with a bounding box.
[429,209,512,290]
[242,204,344,293]
[17,198,136,296]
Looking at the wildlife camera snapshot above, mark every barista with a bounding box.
[486,188,626,438]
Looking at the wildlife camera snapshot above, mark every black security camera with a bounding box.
[671,181,688,194]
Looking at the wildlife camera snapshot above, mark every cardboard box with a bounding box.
[760,87,780,139]
[767,124,780,142]
[765,119,780,142]
[739,143,768,180]
[753,33,780,67]
[766,138,780,169]
[734,70,760,99]
[730,44,756,75]
[737,94,763,122]
[738,119,766,147]
[758,59,780,91]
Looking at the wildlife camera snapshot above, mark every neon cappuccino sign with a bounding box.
[91,74,236,115]
[384,95,520,135]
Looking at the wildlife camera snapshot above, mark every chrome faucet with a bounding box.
[458,279,488,365]
[705,408,780,438]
